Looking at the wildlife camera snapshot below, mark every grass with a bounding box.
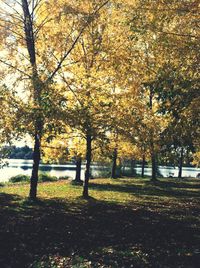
[0,177,200,267]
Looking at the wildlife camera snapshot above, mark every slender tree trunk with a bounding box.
[118,158,122,177]
[131,159,135,177]
[75,157,82,181]
[22,0,43,199]
[22,0,36,65]
[83,135,92,198]
[148,87,157,182]
[178,147,184,178]
[151,141,157,182]
[151,153,157,181]
[141,154,145,178]
[111,148,117,179]
[29,132,41,199]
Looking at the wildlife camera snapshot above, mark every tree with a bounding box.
[56,1,136,197]
[0,0,110,199]
[126,0,199,179]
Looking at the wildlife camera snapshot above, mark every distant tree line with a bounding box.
[2,146,33,160]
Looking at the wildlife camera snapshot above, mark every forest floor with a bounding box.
[0,177,200,268]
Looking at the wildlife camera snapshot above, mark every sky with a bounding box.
[12,135,33,148]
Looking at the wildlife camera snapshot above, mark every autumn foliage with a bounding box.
[0,0,199,198]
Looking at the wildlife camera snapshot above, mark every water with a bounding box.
[134,165,200,178]
[0,159,85,182]
[0,159,200,182]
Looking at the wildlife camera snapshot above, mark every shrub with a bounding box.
[38,173,58,182]
[70,180,83,186]
[58,176,70,180]
[9,173,58,183]
[9,175,29,183]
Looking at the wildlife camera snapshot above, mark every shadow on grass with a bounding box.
[89,179,200,198]
[0,191,200,268]
[149,179,200,189]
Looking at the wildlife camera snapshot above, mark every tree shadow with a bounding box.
[150,179,200,189]
[89,180,200,198]
[0,192,200,267]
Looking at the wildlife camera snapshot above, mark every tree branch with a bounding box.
[45,0,110,84]
[159,31,200,39]
[61,73,83,107]
[0,59,31,78]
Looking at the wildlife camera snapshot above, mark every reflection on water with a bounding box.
[133,165,200,178]
[0,159,200,182]
[21,166,32,171]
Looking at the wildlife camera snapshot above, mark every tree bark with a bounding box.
[75,157,82,181]
[150,140,157,182]
[149,86,157,182]
[22,0,36,65]
[121,160,126,175]
[22,0,43,199]
[151,152,157,181]
[29,132,41,199]
[131,159,135,177]
[83,135,92,198]
[178,147,184,178]
[111,148,117,179]
[141,154,145,178]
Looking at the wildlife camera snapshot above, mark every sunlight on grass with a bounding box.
[1,177,200,207]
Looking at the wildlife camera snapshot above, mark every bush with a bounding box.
[9,173,58,183]
[58,176,70,180]
[70,180,83,186]
[38,173,58,182]
[9,175,29,183]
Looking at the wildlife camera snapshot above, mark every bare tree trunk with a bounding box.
[148,86,157,182]
[151,152,157,181]
[131,159,135,177]
[75,157,82,181]
[151,141,157,182]
[111,148,117,179]
[29,132,41,199]
[83,135,92,198]
[118,158,122,177]
[22,0,43,199]
[141,154,145,178]
[178,147,184,178]
[122,160,126,175]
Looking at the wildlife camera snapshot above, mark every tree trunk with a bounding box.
[151,152,157,181]
[75,157,82,181]
[111,148,117,179]
[22,0,36,65]
[83,135,92,198]
[29,132,41,199]
[178,147,184,178]
[141,154,145,178]
[22,0,42,199]
[122,160,126,175]
[131,159,135,177]
[150,140,157,182]
[148,87,157,182]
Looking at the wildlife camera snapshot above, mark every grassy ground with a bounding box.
[0,177,200,268]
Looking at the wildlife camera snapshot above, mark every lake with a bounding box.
[0,159,200,182]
